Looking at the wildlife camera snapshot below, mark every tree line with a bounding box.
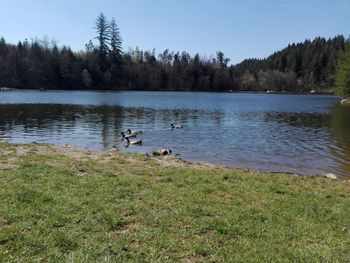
[236,36,348,92]
[336,44,350,98]
[0,13,349,93]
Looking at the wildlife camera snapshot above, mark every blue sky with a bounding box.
[0,0,349,63]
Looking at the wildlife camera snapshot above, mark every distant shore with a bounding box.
[0,86,337,96]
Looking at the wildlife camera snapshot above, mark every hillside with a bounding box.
[234,36,347,92]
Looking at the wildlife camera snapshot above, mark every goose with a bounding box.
[153,149,172,156]
[125,137,142,145]
[127,129,143,135]
[121,131,137,139]
[171,123,184,130]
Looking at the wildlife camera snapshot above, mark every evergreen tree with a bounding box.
[85,40,94,52]
[94,13,110,63]
[109,18,122,57]
[336,46,350,98]
[0,26,347,93]
[235,36,347,91]
[109,17,123,87]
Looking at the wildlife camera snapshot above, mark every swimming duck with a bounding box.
[171,123,184,130]
[127,129,143,135]
[125,137,142,145]
[121,131,137,139]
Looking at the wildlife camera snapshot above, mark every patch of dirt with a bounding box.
[129,239,141,249]
[152,155,215,170]
[118,221,140,234]
[54,145,96,160]
[0,163,19,171]
[0,142,220,172]
[0,153,20,171]
[179,254,198,263]
[0,219,8,226]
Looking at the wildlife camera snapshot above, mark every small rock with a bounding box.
[152,149,172,156]
[324,173,338,180]
[143,153,150,157]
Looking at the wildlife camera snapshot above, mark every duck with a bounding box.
[125,137,142,145]
[127,129,143,135]
[152,149,172,156]
[171,123,184,130]
[121,131,137,139]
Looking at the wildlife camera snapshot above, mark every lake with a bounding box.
[0,90,349,177]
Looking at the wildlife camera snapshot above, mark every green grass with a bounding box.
[1,142,350,262]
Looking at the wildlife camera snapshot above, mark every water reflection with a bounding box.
[0,91,349,177]
[330,105,350,177]
[0,104,225,153]
[259,108,350,177]
[264,112,330,128]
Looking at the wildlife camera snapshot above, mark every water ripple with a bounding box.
[0,91,349,177]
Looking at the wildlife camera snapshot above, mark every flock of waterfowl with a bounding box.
[120,123,184,155]
[121,129,143,145]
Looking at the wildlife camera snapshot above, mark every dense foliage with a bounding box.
[235,36,347,92]
[0,13,348,92]
[336,45,350,97]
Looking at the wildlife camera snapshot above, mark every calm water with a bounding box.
[0,90,349,177]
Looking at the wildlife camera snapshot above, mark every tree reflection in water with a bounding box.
[0,97,349,177]
[330,105,350,177]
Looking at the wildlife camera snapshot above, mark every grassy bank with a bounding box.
[1,142,350,262]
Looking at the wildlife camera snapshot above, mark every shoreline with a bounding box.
[0,143,350,262]
[0,141,340,180]
[0,87,337,96]
[1,140,350,261]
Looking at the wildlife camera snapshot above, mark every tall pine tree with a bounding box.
[109,18,122,57]
[94,12,110,71]
[109,17,123,87]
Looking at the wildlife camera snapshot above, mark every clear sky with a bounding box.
[0,0,349,63]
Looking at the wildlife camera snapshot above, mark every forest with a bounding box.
[0,13,349,93]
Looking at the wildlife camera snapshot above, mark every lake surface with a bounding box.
[1,90,349,177]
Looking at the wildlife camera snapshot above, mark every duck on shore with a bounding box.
[153,149,172,156]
